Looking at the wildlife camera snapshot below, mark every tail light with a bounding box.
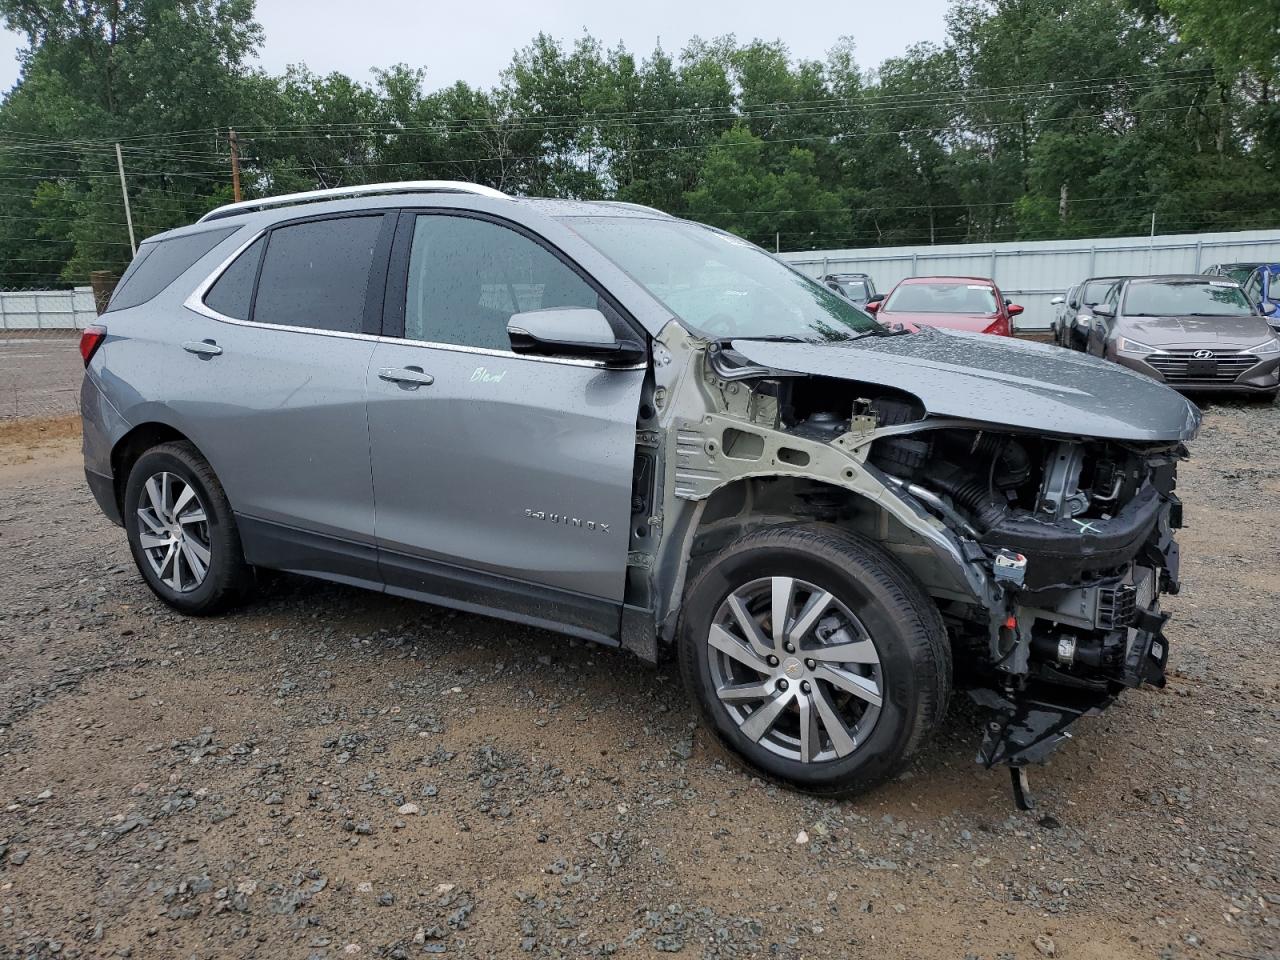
[79,325,107,366]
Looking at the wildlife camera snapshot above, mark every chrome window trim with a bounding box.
[182,228,645,371]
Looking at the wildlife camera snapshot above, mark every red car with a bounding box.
[867,276,1023,336]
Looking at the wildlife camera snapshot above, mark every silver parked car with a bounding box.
[1085,275,1280,398]
[82,181,1200,804]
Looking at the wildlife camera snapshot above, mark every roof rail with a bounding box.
[198,180,508,223]
[601,200,671,217]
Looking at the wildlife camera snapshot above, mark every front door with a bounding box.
[365,211,646,641]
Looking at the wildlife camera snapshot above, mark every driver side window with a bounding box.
[1243,272,1262,305]
[405,214,599,350]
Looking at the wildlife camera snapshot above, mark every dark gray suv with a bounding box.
[81,181,1200,804]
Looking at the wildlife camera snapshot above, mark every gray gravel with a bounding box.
[0,399,1276,959]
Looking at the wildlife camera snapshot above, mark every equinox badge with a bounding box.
[525,509,610,533]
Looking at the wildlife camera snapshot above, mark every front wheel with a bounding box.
[677,524,951,798]
[123,441,253,615]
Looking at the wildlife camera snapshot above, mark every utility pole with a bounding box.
[114,143,136,256]
[229,129,243,203]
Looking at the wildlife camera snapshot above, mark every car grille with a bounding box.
[1146,349,1260,383]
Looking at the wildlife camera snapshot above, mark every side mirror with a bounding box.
[1007,304,1024,317]
[508,308,645,366]
[1262,300,1279,316]
[1092,304,1116,319]
[865,300,881,313]
[1050,295,1065,306]
[867,293,886,304]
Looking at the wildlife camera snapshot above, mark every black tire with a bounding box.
[677,523,951,798]
[123,441,253,615]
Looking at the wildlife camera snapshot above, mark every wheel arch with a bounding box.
[110,422,201,516]
[654,473,986,647]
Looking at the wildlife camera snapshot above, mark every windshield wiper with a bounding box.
[722,334,810,343]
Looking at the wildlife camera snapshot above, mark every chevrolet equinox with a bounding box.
[80,181,1200,804]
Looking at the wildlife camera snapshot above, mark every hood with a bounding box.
[879,311,999,334]
[731,328,1201,442]
[1121,313,1276,349]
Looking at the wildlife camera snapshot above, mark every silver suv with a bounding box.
[81,181,1200,804]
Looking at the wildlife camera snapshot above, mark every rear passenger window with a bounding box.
[204,237,264,321]
[405,214,598,349]
[253,216,383,334]
[107,227,237,312]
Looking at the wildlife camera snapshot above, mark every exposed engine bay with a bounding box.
[636,330,1191,807]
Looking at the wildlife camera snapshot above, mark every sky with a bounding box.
[0,0,951,94]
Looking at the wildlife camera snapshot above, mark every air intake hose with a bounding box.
[923,462,1009,532]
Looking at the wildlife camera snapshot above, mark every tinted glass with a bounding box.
[1081,280,1113,305]
[406,215,598,349]
[1223,265,1257,284]
[254,216,383,333]
[204,237,264,321]
[884,282,997,314]
[565,217,876,341]
[107,227,237,312]
[1123,280,1253,317]
[834,279,868,300]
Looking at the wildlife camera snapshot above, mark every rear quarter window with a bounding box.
[106,227,239,312]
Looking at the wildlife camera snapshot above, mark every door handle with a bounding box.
[378,366,435,387]
[182,339,222,357]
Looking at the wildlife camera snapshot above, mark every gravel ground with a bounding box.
[0,403,1276,960]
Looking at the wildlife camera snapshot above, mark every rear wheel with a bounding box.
[678,524,951,797]
[123,441,252,615]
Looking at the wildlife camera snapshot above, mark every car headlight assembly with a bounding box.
[1251,336,1280,356]
[1118,337,1158,355]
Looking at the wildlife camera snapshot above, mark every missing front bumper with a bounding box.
[970,609,1170,807]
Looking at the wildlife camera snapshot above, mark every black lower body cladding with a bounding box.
[979,482,1166,590]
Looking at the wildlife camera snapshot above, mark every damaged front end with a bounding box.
[645,328,1197,806]
[866,423,1185,804]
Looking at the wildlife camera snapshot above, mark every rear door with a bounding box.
[364,210,646,641]
[182,212,395,577]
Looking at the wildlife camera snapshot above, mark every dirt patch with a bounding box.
[0,414,80,465]
[0,405,1276,960]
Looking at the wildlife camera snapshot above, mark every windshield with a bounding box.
[561,216,878,342]
[1220,265,1258,284]
[830,279,869,300]
[883,282,997,314]
[1081,280,1115,305]
[1123,280,1254,317]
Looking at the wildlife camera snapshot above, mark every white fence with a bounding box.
[0,287,98,330]
[781,228,1280,331]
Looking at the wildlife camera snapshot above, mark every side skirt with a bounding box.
[236,514,626,649]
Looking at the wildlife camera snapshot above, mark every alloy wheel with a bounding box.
[135,471,212,593]
[706,576,883,763]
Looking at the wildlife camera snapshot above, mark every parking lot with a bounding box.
[0,335,81,421]
[0,394,1277,958]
